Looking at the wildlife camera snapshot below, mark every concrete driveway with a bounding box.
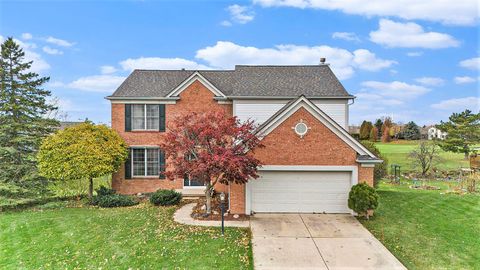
[251,214,406,270]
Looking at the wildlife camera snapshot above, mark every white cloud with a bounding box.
[46,36,75,47]
[21,33,33,40]
[415,77,445,86]
[42,46,63,55]
[68,75,126,92]
[100,65,118,74]
[11,38,50,73]
[46,81,66,88]
[332,32,360,42]
[407,51,423,57]
[119,57,210,71]
[253,0,479,25]
[369,19,460,49]
[351,80,432,123]
[454,76,476,84]
[361,81,431,99]
[1,37,49,72]
[227,5,255,24]
[195,41,395,79]
[220,20,233,27]
[352,49,397,71]
[431,97,480,111]
[459,57,480,70]
[25,50,50,73]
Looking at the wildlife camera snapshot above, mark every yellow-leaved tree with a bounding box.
[37,122,128,201]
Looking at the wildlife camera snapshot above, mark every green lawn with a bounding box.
[375,141,469,171]
[0,203,252,269]
[360,181,480,270]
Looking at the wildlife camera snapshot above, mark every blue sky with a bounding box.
[1,0,478,126]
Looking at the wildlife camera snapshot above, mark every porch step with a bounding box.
[176,189,206,197]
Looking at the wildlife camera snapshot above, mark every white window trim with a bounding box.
[131,147,161,178]
[131,104,160,131]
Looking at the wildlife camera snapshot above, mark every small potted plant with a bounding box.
[348,183,379,219]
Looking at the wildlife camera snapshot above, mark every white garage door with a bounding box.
[249,171,352,213]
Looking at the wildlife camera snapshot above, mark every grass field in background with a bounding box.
[375,140,469,172]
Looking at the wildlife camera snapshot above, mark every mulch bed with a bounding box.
[191,197,249,221]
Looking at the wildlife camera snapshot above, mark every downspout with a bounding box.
[228,184,231,213]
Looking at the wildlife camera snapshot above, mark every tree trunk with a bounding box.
[205,183,213,214]
[88,178,93,202]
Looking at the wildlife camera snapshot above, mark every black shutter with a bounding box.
[125,104,132,132]
[159,104,165,132]
[125,149,132,179]
[159,149,166,179]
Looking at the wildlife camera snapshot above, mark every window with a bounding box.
[132,104,160,130]
[131,148,164,177]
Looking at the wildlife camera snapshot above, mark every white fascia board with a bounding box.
[258,165,358,171]
[110,100,177,104]
[166,71,226,98]
[356,159,383,164]
[256,96,377,158]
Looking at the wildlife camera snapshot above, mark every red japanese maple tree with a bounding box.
[161,110,264,214]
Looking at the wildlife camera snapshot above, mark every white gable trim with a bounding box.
[166,71,227,98]
[256,96,377,158]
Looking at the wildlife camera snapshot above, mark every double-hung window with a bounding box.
[132,104,160,130]
[129,148,165,178]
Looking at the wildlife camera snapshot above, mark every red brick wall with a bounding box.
[252,107,357,165]
[111,80,232,193]
[358,165,374,186]
[228,106,375,214]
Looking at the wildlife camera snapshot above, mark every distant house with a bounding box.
[348,125,360,136]
[426,126,447,140]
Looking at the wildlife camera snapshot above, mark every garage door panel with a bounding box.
[250,171,351,213]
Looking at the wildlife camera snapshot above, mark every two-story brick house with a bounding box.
[107,65,381,215]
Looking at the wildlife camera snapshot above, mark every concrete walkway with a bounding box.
[173,203,249,228]
[251,214,406,270]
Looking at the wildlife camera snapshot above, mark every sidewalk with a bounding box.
[173,203,250,228]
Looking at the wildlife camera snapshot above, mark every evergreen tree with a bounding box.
[359,120,373,140]
[402,121,421,140]
[374,119,383,138]
[0,37,58,184]
[437,110,480,159]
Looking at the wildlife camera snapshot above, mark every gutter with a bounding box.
[356,159,384,164]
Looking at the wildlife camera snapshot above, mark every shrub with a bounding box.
[96,186,116,196]
[95,194,138,208]
[348,183,379,218]
[150,189,182,206]
[0,182,31,197]
[360,140,388,187]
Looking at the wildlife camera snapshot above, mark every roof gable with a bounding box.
[255,96,378,158]
[166,71,227,98]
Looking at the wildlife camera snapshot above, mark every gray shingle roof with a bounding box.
[109,65,351,98]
